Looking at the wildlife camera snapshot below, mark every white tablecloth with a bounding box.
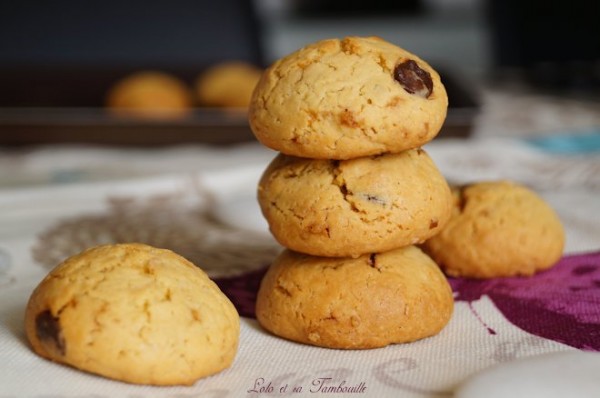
[1,123,599,397]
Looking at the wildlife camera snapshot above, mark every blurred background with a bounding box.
[0,0,598,146]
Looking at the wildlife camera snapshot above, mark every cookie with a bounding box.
[106,71,193,119]
[195,61,263,108]
[421,181,565,278]
[25,243,239,386]
[258,148,453,258]
[256,246,454,349]
[249,36,448,160]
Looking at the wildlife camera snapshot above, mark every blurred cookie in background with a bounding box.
[195,61,262,109]
[106,71,193,119]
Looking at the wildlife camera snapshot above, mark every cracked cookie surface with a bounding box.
[256,246,454,349]
[421,181,565,278]
[25,243,239,385]
[248,36,448,160]
[258,149,453,257]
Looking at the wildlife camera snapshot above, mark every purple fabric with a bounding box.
[450,251,600,351]
[215,267,268,318]
[214,251,600,351]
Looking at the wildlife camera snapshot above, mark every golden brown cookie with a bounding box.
[256,246,454,349]
[195,61,262,108]
[25,243,239,386]
[421,181,566,278]
[106,71,193,119]
[249,36,448,160]
[258,148,453,258]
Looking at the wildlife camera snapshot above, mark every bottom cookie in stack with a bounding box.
[255,245,453,349]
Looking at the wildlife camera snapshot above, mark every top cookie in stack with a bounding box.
[249,36,448,160]
[250,36,452,259]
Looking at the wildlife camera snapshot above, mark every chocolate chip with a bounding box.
[429,219,439,229]
[393,60,433,98]
[456,184,471,212]
[368,254,377,268]
[35,310,65,355]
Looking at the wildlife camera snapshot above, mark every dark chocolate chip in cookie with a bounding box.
[35,310,66,355]
[393,60,433,98]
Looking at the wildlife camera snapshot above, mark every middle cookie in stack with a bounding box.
[257,150,451,258]
[250,36,454,349]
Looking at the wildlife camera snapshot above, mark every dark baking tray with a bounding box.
[0,66,478,147]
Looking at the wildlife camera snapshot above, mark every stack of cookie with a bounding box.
[249,36,454,349]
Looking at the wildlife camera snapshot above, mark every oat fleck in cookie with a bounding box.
[256,246,454,349]
[421,181,566,278]
[249,36,448,159]
[258,149,453,258]
[25,243,239,385]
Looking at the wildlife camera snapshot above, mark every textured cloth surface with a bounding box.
[0,135,599,397]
